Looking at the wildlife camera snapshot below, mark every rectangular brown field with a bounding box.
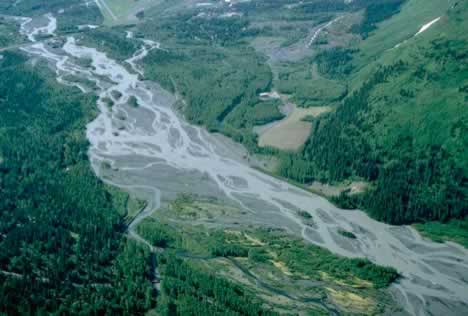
[258,105,331,151]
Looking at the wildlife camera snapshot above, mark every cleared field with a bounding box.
[258,104,331,151]
[353,0,452,68]
[97,0,163,25]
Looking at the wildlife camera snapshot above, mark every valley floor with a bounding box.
[1,0,467,315]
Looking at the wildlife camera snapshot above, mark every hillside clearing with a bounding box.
[257,104,331,151]
[97,0,163,25]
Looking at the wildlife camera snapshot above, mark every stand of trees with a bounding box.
[279,29,468,224]
[156,254,278,316]
[0,0,102,32]
[353,0,406,38]
[0,52,154,314]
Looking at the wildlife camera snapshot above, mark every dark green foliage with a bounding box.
[248,100,285,125]
[103,96,114,108]
[209,232,249,257]
[415,217,468,248]
[139,219,249,258]
[156,254,278,316]
[128,95,139,108]
[80,28,139,60]
[301,62,408,182]
[280,245,398,288]
[56,4,102,33]
[0,52,153,314]
[253,230,398,288]
[142,44,272,151]
[158,14,257,45]
[338,230,357,239]
[0,0,77,14]
[291,0,348,17]
[0,0,102,31]
[316,48,355,78]
[277,61,347,107]
[354,0,406,38]
[331,190,362,210]
[279,26,468,224]
[211,244,249,258]
[278,154,315,183]
[248,248,270,263]
[239,0,405,29]
[137,218,179,249]
[297,210,313,219]
[136,8,283,151]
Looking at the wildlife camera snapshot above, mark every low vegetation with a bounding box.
[415,217,468,248]
[136,195,399,315]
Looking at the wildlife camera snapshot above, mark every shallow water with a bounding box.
[18,14,468,316]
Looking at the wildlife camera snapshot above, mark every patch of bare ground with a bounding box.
[311,11,364,49]
[309,181,369,197]
[257,102,332,151]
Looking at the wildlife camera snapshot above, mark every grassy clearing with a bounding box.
[258,104,331,151]
[326,287,373,314]
[95,0,116,24]
[98,0,163,25]
[352,0,453,70]
[415,218,468,248]
[104,0,134,16]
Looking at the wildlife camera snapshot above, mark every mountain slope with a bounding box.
[289,0,467,224]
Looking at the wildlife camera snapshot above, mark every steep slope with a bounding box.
[289,1,467,224]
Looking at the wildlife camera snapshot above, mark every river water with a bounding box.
[16,14,468,316]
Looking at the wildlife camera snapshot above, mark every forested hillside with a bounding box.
[0,51,154,314]
[136,0,413,151]
[139,15,275,149]
[280,1,467,224]
[129,0,467,228]
[1,0,466,314]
